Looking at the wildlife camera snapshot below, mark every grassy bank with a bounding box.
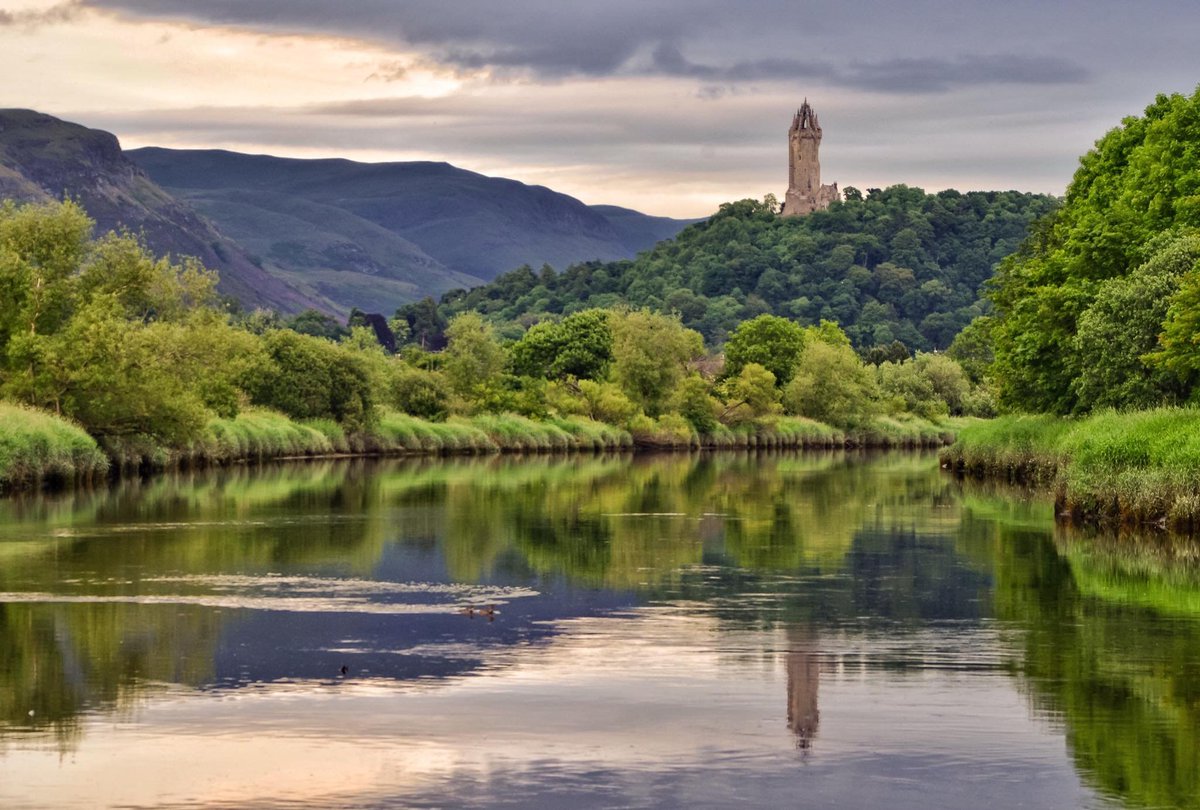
[0,404,109,491]
[1,402,963,493]
[631,414,963,450]
[942,408,1200,529]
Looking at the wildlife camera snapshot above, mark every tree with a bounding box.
[723,314,806,386]
[911,353,970,415]
[946,317,994,385]
[672,373,721,434]
[242,330,375,431]
[286,309,347,341]
[610,309,704,416]
[0,200,262,442]
[1076,233,1200,409]
[1147,235,1200,386]
[442,312,507,409]
[720,363,781,425]
[510,309,612,380]
[991,88,1200,413]
[390,365,451,421]
[783,341,879,428]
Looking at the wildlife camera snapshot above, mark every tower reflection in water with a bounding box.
[786,626,820,749]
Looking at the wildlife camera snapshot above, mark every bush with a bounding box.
[390,365,451,420]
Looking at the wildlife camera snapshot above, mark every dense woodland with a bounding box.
[988,87,1200,415]
[407,185,1057,351]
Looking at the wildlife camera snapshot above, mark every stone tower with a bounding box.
[781,100,839,217]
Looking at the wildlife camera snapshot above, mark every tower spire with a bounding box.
[781,99,839,217]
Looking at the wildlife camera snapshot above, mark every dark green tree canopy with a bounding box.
[722,314,806,386]
[509,308,613,380]
[413,186,1056,353]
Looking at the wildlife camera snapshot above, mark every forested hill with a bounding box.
[429,186,1058,350]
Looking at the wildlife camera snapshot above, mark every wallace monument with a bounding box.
[781,100,840,216]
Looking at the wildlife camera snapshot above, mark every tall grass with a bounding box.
[0,403,109,489]
[943,407,1200,529]
[691,414,955,451]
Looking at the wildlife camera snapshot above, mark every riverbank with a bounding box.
[0,402,964,493]
[941,408,1200,530]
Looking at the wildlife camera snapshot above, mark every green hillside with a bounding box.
[431,186,1058,349]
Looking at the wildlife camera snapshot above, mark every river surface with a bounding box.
[0,452,1197,809]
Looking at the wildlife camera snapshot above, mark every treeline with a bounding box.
[0,198,986,488]
[943,86,1200,528]
[987,87,1200,415]
[400,185,1057,352]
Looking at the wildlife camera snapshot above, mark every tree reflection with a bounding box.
[960,489,1200,810]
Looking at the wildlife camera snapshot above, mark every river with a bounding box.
[0,452,1196,808]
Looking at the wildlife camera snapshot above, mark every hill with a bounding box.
[431,186,1059,350]
[0,109,324,314]
[128,148,698,315]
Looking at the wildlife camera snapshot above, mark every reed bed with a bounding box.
[1,398,961,495]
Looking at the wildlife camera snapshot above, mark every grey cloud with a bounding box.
[79,0,1103,92]
[0,1,82,27]
[841,55,1090,93]
[649,45,1084,92]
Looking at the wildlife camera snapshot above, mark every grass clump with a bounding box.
[198,408,334,462]
[943,407,1200,529]
[0,403,109,489]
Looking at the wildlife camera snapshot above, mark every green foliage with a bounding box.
[912,353,971,415]
[389,365,451,421]
[572,379,640,425]
[946,316,993,385]
[722,314,806,386]
[286,308,348,341]
[509,308,612,380]
[784,341,880,429]
[991,89,1200,413]
[442,312,507,409]
[720,363,781,425]
[433,186,1056,350]
[671,373,721,434]
[241,329,375,431]
[396,296,448,350]
[610,309,704,416]
[0,402,108,489]
[1145,233,1200,386]
[0,199,261,443]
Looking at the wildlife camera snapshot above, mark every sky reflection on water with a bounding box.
[0,452,1189,808]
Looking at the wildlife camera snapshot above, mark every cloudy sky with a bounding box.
[2,0,1197,216]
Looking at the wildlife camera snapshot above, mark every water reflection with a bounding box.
[0,452,1192,808]
[786,625,820,749]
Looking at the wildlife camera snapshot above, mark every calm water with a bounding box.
[0,452,1197,809]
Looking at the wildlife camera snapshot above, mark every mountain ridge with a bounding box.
[128,147,699,314]
[0,109,697,317]
[0,108,327,314]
